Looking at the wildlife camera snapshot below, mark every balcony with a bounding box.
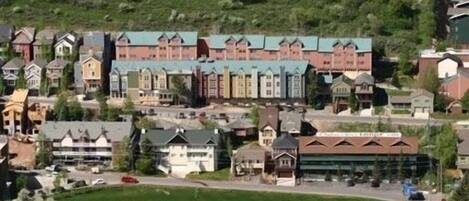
[52,151,112,157]
[53,142,112,148]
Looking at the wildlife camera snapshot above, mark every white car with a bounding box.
[92,178,106,186]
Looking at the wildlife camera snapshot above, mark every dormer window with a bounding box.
[334,139,353,146]
[307,139,325,146]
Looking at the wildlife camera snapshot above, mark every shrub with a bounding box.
[118,2,135,13]
[135,158,155,175]
[218,0,243,10]
[12,6,23,13]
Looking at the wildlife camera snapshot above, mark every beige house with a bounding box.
[258,107,279,148]
[232,143,267,175]
[2,89,28,135]
[81,56,103,92]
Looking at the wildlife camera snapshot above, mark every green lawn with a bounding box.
[186,168,231,181]
[391,109,411,114]
[54,185,380,201]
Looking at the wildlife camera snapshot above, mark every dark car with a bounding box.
[407,192,425,201]
[121,176,139,184]
[371,178,380,188]
[346,178,355,187]
[71,180,87,188]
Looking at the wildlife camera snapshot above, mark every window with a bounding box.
[4,120,9,126]
[215,49,223,53]
[358,53,365,57]
[266,82,271,87]
[267,90,271,95]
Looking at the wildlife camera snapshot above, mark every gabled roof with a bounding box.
[13,27,35,44]
[47,58,70,69]
[233,143,267,161]
[298,136,418,155]
[318,38,372,52]
[272,133,298,149]
[41,121,134,142]
[264,36,318,51]
[117,31,198,46]
[331,74,353,88]
[111,60,309,75]
[26,59,47,69]
[410,89,434,99]
[83,31,104,47]
[226,119,255,129]
[354,73,374,85]
[438,53,463,67]
[2,58,25,69]
[9,89,28,103]
[259,107,279,130]
[33,29,58,45]
[0,24,14,43]
[209,34,265,49]
[280,112,302,133]
[143,129,220,146]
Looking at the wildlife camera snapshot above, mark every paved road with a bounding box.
[305,112,450,126]
[60,171,404,201]
[8,96,454,126]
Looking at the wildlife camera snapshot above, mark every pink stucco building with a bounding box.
[441,70,469,100]
[115,32,198,60]
[207,35,372,78]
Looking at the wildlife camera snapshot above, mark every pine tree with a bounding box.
[54,93,68,120]
[67,100,84,121]
[36,132,51,168]
[116,136,131,171]
[386,154,392,182]
[39,67,48,96]
[391,69,401,88]
[372,155,380,179]
[337,164,343,182]
[122,96,136,115]
[450,173,469,201]
[306,70,317,106]
[15,67,27,89]
[397,150,404,183]
[348,93,357,113]
[171,76,190,105]
[59,63,72,92]
[0,75,5,96]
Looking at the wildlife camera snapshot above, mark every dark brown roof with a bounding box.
[298,136,418,155]
[258,106,279,130]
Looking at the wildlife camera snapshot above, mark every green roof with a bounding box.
[127,71,139,88]
[209,34,265,49]
[117,31,198,46]
[318,38,372,52]
[111,60,309,75]
[331,74,353,88]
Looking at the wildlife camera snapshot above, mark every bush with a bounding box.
[135,158,155,175]
[118,2,135,13]
[218,0,243,10]
[12,6,23,13]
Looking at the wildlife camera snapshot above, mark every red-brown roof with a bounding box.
[298,136,418,155]
[258,106,279,130]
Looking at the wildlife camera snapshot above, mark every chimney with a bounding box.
[141,128,146,134]
[214,128,219,135]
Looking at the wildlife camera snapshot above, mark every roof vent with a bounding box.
[214,128,219,135]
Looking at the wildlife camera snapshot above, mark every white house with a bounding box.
[142,128,220,178]
[25,59,47,93]
[54,32,78,59]
[437,54,463,79]
[40,120,136,166]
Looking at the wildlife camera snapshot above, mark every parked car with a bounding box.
[92,178,106,186]
[407,192,425,201]
[371,178,380,188]
[189,111,196,119]
[121,176,139,184]
[45,164,62,172]
[91,167,101,174]
[346,178,355,187]
[71,180,87,188]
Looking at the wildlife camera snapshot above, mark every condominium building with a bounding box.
[115,32,198,60]
[40,120,137,166]
[142,128,221,177]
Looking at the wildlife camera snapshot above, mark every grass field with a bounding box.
[54,185,380,201]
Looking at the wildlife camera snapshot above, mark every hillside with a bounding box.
[0,0,436,56]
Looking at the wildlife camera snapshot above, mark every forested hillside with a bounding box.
[0,0,437,56]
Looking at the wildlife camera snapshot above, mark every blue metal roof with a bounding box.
[318,38,372,52]
[209,34,319,50]
[111,60,309,75]
[117,31,198,46]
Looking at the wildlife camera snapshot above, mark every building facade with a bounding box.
[2,89,28,135]
[40,120,136,166]
[33,29,57,60]
[0,24,14,60]
[331,75,353,113]
[272,133,298,186]
[25,59,47,94]
[143,128,220,177]
[441,70,469,100]
[298,135,419,179]
[46,58,70,88]
[2,57,25,90]
[12,27,35,62]
[457,129,469,172]
[207,35,372,78]
[115,32,198,60]
[258,107,279,148]
[54,32,78,59]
